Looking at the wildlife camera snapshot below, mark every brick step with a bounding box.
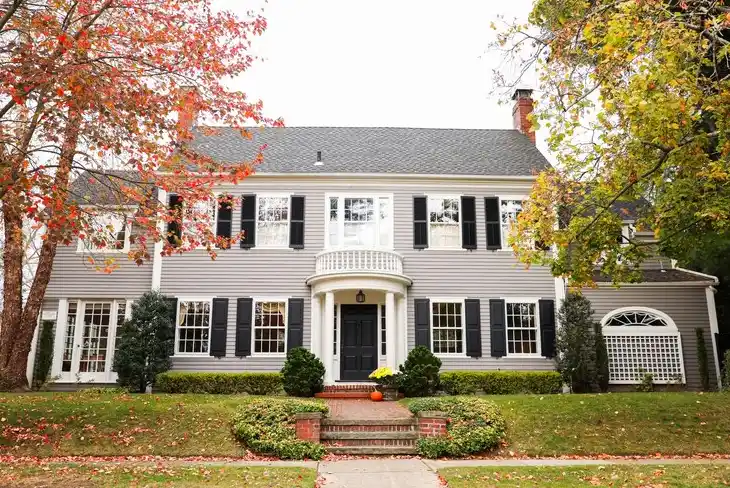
[323,384,375,392]
[314,391,372,399]
[321,431,418,441]
[321,419,417,432]
[326,445,417,455]
[323,438,417,447]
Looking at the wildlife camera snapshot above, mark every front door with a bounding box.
[340,305,378,381]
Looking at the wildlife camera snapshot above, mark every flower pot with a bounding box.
[375,385,399,401]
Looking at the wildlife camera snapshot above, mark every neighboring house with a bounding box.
[30,90,722,390]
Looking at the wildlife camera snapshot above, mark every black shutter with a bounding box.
[167,194,182,246]
[489,299,506,357]
[413,196,428,249]
[289,196,305,249]
[240,194,256,249]
[539,299,556,358]
[461,196,477,250]
[485,197,502,250]
[464,298,482,357]
[287,298,304,350]
[216,199,233,248]
[235,298,253,357]
[414,298,431,348]
[165,297,178,327]
[210,298,229,357]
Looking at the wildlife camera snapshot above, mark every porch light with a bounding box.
[356,290,366,303]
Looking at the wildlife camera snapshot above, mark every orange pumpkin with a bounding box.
[370,391,383,402]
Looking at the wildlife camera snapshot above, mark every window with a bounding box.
[428,197,460,248]
[500,199,523,249]
[505,301,539,355]
[177,301,211,354]
[254,301,287,354]
[333,304,339,356]
[61,301,78,372]
[380,305,386,356]
[327,195,392,247]
[182,199,217,245]
[605,309,669,327]
[111,301,127,372]
[257,196,290,247]
[618,223,636,245]
[78,302,112,373]
[431,301,464,354]
[78,213,130,252]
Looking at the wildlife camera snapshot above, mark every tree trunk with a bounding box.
[0,110,81,390]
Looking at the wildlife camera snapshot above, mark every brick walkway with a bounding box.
[325,399,413,420]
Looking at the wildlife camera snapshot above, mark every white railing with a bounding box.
[603,328,685,384]
[314,249,405,276]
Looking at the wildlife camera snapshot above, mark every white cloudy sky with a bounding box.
[218,0,542,146]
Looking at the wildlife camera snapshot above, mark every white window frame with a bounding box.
[324,193,394,249]
[497,195,529,251]
[173,297,214,357]
[251,297,289,357]
[426,195,462,250]
[428,297,467,357]
[503,297,542,357]
[600,306,677,334]
[76,211,132,254]
[180,196,218,250]
[255,194,292,249]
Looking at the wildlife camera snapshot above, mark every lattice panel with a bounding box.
[604,333,684,384]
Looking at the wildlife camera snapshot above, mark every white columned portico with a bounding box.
[385,292,396,369]
[310,295,321,359]
[323,292,335,384]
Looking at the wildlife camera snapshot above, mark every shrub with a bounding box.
[696,328,710,391]
[231,397,328,460]
[281,348,325,397]
[594,323,610,393]
[113,291,175,393]
[555,293,598,393]
[636,371,654,392]
[407,397,506,458]
[32,320,55,389]
[724,350,730,391]
[440,371,562,395]
[156,372,283,395]
[399,346,441,397]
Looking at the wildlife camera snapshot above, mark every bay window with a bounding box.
[327,195,392,248]
[428,197,460,248]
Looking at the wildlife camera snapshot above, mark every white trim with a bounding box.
[706,287,723,388]
[554,277,567,330]
[250,297,289,357]
[600,306,677,329]
[158,171,539,182]
[255,193,293,249]
[324,193,394,250]
[502,297,542,357]
[26,316,41,385]
[674,266,720,284]
[425,195,462,250]
[428,297,468,357]
[151,188,167,290]
[173,297,214,357]
[594,280,716,288]
[51,299,68,378]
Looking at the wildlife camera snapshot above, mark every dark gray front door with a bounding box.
[340,305,378,381]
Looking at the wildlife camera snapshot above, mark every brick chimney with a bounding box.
[177,86,200,138]
[512,88,535,144]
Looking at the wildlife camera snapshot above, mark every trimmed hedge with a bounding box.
[155,372,283,395]
[440,371,562,395]
[408,397,506,458]
[232,397,328,460]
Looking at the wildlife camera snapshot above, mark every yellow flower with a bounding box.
[368,367,394,380]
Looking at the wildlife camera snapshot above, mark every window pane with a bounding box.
[379,198,392,247]
[505,302,538,355]
[177,301,211,354]
[257,197,290,247]
[431,301,464,354]
[428,198,460,247]
[254,301,287,354]
[500,200,523,248]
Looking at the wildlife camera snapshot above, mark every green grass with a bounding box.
[0,463,316,487]
[440,464,730,487]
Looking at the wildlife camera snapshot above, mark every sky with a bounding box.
[218,0,545,151]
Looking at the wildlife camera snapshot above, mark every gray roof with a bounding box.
[593,269,716,283]
[188,127,550,176]
[69,170,150,205]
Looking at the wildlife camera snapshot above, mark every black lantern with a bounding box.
[355,290,366,303]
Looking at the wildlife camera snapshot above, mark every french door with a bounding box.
[56,299,129,383]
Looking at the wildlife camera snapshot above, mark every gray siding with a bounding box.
[582,285,718,390]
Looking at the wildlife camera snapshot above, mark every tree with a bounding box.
[555,293,598,393]
[492,0,730,286]
[114,291,174,393]
[0,0,280,389]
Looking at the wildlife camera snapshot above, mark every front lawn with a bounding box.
[0,463,316,487]
[440,464,730,487]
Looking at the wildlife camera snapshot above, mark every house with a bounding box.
[30,90,722,391]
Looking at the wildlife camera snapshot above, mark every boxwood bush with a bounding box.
[231,397,328,460]
[408,397,506,458]
[439,371,562,395]
[156,372,283,395]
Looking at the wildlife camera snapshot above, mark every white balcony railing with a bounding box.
[314,249,405,276]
